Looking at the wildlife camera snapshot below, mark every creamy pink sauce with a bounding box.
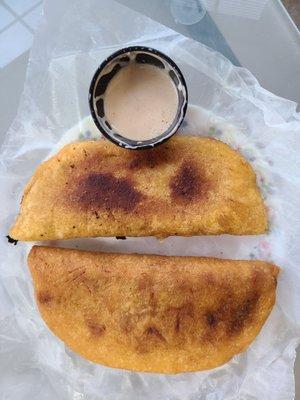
[104,63,178,141]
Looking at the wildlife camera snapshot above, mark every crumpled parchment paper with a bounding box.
[1,0,300,399]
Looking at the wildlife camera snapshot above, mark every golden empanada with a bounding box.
[28,246,278,373]
[10,136,267,240]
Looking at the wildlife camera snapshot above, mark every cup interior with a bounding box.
[89,46,188,150]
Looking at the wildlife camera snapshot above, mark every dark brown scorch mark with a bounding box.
[86,319,106,336]
[71,173,143,212]
[129,153,157,170]
[37,291,53,305]
[167,303,195,333]
[175,314,181,332]
[205,312,218,328]
[170,161,208,203]
[135,314,184,354]
[228,293,259,334]
[145,326,166,342]
[128,146,172,170]
[204,292,259,336]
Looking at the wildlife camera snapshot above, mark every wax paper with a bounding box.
[1,0,300,399]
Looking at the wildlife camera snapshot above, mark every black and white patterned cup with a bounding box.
[89,46,188,150]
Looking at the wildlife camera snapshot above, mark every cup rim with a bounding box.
[88,45,188,150]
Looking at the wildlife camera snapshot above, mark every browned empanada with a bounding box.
[10,136,267,240]
[28,246,278,373]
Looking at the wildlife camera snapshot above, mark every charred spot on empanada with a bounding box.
[69,172,144,213]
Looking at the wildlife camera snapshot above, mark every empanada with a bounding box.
[28,246,278,373]
[10,136,267,240]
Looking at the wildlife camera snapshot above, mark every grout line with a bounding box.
[0,1,42,34]
[0,16,34,35]
[0,19,17,34]
[1,0,42,19]
[1,1,23,18]
[21,0,43,18]
[20,18,35,33]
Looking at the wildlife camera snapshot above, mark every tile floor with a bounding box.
[0,0,298,69]
[0,0,42,68]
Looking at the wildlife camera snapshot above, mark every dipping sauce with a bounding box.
[104,63,179,141]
